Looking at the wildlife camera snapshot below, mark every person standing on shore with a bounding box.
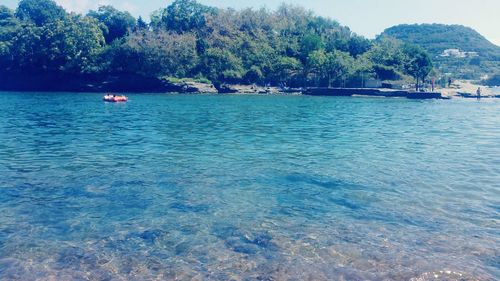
[477,87,482,100]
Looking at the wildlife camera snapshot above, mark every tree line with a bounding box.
[0,0,433,89]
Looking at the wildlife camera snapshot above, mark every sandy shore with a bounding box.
[439,80,494,98]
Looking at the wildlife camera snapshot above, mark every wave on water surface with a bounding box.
[0,93,499,280]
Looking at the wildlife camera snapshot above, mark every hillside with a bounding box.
[0,0,437,92]
[380,24,500,80]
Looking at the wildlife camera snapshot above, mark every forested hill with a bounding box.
[0,0,434,92]
[380,24,500,79]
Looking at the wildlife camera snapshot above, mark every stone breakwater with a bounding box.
[303,88,446,99]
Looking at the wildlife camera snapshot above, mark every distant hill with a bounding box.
[380,24,500,80]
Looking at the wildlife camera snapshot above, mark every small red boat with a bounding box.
[103,94,128,102]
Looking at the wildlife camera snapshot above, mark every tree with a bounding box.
[136,16,148,30]
[403,44,433,91]
[149,9,165,30]
[0,5,16,25]
[236,38,276,83]
[307,50,328,85]
[9,15,104,74]
[353,54,374,87]
[8,23,43,72]
[244,65,264,84]
[61,16,106,73]
[200,48,243,84]
[326,50,355,87]
[15,0,66,26]
[88,6,136,44]
[163,0,216,33]
[300,33,324,61]
[108,31,198,78]
[273,56,303,86]
[366,36,407,80]
[348,35,372,57]
[0,6,20,70]
[307,50,354,87]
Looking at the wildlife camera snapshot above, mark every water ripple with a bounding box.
[0,93,499,280]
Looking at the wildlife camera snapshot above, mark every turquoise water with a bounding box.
[0,92,499,280]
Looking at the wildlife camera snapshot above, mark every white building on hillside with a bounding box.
[440,49,478,58]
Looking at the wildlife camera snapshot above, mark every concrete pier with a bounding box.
[303,88,445,99]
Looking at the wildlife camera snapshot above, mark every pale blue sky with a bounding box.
[3,0,500,45]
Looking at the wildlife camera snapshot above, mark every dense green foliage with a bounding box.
[0,0,436,88]
[15,0,66,26]
[1,2,104,74]
[482,74,500,86]
[88,6,136,44]
[381,24,500,80]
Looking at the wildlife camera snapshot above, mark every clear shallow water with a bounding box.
[0,92,499,281]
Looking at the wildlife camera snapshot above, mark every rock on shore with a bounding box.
[165,80,218,93]
[218,84,281,94]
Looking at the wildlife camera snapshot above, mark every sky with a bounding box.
[3,0,500,45]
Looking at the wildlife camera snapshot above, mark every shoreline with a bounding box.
[2,89,499,100]
[0,73,498,99]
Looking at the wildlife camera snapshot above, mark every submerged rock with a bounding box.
[133,229,169,243]
[213,223,278,255]
[410,270,476,281]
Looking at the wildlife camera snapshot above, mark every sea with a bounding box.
[0,92,498,280]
